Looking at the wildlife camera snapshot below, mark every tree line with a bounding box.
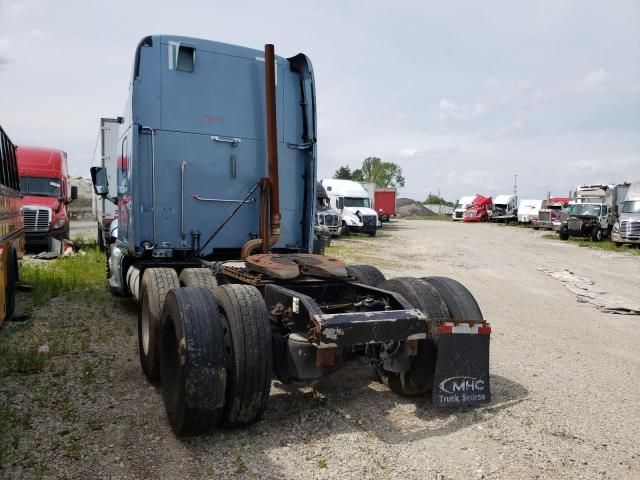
[333,157,453,205]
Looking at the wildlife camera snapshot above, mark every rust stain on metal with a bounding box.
[245,253,348,280]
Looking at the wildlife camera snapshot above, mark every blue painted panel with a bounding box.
[122,35,317,257]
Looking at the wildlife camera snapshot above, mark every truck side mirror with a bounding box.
[90,166,109,196]
[70,185,78,202]
[337,197,343,210]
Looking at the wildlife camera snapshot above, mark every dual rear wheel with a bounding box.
[139,267,272,435]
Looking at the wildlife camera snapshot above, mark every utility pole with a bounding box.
[513,174,518,203]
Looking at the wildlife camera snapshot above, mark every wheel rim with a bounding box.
[141,295,150,355]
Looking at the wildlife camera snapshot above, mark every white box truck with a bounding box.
[322,179,379,236]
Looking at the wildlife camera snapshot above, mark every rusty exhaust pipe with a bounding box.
[241,44,281,258]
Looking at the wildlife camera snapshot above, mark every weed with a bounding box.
[82,359,95,380]
[233,454,247,474]
[63,441,82,459]
[318,458,328,469]
[87,419,104,431]
[12,346,47,375]
[61,393,77,421]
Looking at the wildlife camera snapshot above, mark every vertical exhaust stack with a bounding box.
[264,44,281,241]
[241,44,281,258]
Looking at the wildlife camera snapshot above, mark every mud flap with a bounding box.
[432,334,490,406]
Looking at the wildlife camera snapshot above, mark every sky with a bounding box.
[0,0,638,202]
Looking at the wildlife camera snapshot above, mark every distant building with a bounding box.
[423,204,454,215]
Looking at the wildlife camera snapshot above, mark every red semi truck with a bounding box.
[374,187,397,222]
[463,195,492,222]
[17,146,77,249]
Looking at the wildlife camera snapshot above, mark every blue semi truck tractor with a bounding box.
[91,35,491,435]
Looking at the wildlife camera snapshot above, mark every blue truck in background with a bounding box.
[91,35,491,435]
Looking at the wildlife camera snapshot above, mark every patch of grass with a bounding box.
[543,234,640,256]
[19,247,106,306]
[317,458,328,469]
[233,454,247,474]
[11,346,47,375]
[82,358,95,381]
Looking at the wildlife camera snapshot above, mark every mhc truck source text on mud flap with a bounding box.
[90,35,492,435]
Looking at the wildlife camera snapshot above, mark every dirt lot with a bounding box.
[1,220,639,479]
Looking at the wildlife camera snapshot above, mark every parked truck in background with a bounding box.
[374,187,396,222]
[534,197,570,230]
[611,182,639,246]
[453,195,476,221]
[315,181,341,237]
[17,146,77,249]
[90,36,491,435]
[559,184,628,241]
[463,195,492,222]
[517,199,544,224]
[93,117,121,250]
[489,194,517,222]
[323,179,378,236]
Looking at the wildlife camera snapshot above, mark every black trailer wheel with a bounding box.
[346,264,386,287]
[4,247,17,321]
[138,267,180,381]
[213,284,272,427]
[591,226,603,241]
[375,277,449,396]
[421,276,483,321]
[179,268,218,295]
[559,226,569,240]
[160,287,227,435]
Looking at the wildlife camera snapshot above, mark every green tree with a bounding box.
[423,193,454,206]
[333,165,354,180]
[351,157,405,188]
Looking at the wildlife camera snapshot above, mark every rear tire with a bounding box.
[160,288,227,435]
[213,284,273,427]
[138,268,179,381]
[346,264,386,287]
[179,268,218,295]
[368,228,377,237]
[421,276,483,321]
[559,227,569,240]
[375,277,449,396]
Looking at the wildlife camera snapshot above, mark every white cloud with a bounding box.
[399,148,419,158]
[435,99,487,121]
[581,68,611,93]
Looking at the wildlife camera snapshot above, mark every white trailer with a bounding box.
[517,199,544,223]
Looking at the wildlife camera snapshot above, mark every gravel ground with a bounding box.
[1,219,639,479]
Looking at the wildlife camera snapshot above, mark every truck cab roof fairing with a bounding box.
[123,36,317,256]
